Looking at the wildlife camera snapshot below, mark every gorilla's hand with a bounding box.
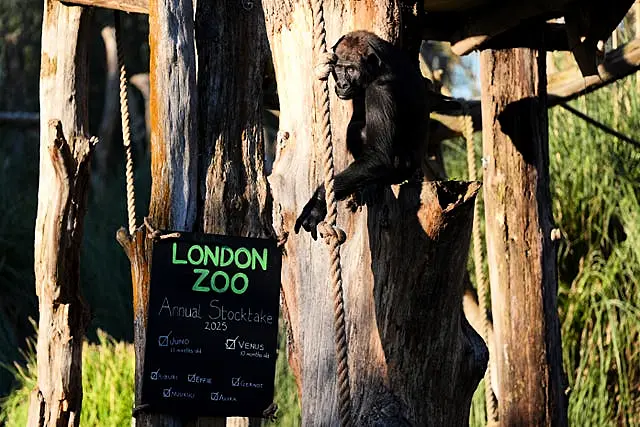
[294,186,327,240]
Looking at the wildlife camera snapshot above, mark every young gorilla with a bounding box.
[294,30,455,239]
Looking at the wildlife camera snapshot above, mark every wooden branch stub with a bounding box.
[419,180,480,236]
[115,227,171,426]
[116,226,135,262]
[48,120,73,188]
[60,0,148,14]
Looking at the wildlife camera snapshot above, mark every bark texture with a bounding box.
[29,2,94,424]
[195,0,272,239]
[147,0,198,231]
[480,47,568,426]
[263,2,486,424]
[185,1,273,425]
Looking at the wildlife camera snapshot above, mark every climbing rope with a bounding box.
[310,1,352,425]
[114,12,137,235]
[462,113,498,424]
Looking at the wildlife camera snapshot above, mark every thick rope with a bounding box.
[310,1,351,425]
[114,12,137,236]
[463,113,499,424]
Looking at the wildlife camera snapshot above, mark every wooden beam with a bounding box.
[479,23,569,51]
[60,0,148,14]
[548,39,640,102]
[480,46,568,426]
[431,38,640,141]
[447,1,572,55]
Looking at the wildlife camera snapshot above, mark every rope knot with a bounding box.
[314,52,337,81]
[318,221,346,245]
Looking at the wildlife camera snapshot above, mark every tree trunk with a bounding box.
[195,0,272,239]
[480,47,568,426]
[262,2,487,424]
[121,0,198,424]
[186,1,273,426]
[28,2,94,425]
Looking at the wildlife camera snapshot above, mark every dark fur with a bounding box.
[295,31,443,239]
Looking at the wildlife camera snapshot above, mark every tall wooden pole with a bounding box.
[118,0,198,425]
[480,47,568,425]
[28,2,94,425]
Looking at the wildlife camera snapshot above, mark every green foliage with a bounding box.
[0,330,134,426]
[468,380,487,427]
[0,0,42,111]
[272,327,301,426]
[0,325,300,425]
[80,163,152,342]
[551,77,640,426]
[0,331,36,426]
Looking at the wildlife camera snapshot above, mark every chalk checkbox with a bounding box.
[151,369,160,380]
[163,388,171,398]
[158,331,171,347]
[225,336,239,350]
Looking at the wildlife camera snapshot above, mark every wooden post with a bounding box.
[28,2,94,425]
[118,0,198,425]
[480,47,568,425]
[194,0,272,239]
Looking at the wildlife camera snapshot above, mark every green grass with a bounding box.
[0,329,134,426]
[271,326,301,425]
[0,324,300,426]
[550,77,640,426]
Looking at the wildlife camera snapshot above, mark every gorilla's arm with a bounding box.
[295,81,397,238]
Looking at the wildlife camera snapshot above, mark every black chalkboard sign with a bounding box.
[140,232,281,417]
